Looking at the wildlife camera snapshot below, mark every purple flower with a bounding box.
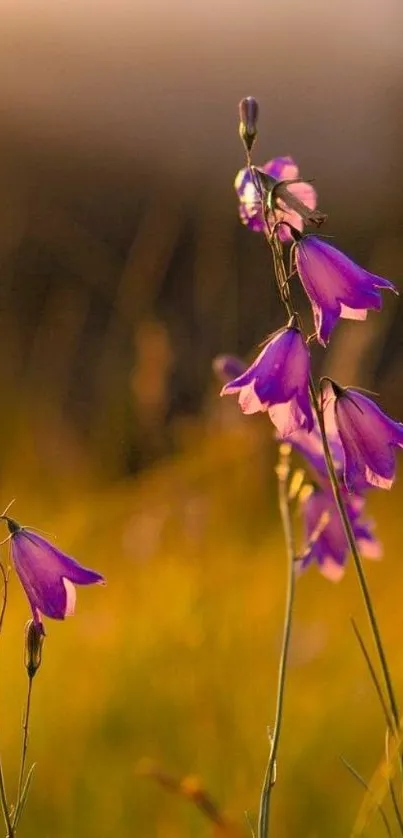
[6,518,105,633]
[212,354,247,385]
[220,322,313,437]
[235,155,317,241]
[284,417,343,483]
[299,487,381,581]
[294,235,397,346]
[324,385,403,492]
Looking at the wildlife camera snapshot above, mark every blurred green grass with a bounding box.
[0,419,401,837]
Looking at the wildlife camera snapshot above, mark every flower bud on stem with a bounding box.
[239,96,259,156]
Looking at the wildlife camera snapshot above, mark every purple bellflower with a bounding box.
[299,487,381,581]
[212,354,247,385]
[284,421,381,578]
[324,384,403,492]
[285,416,343,483]
[235,155,317,241]
[6,518,105,633]
[294,235,397,346]
[220,320,313,437]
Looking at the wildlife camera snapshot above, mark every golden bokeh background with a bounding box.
[0,1,402,835]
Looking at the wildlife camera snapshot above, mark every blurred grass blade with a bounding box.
[341,756,392,838]
[13,763,36,830]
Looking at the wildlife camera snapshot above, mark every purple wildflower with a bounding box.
[212,354,247,385]
[284,417,343,483]
[294,235,397,346]
[235,155,317,241]
[220,321,313,437]
[299,487,381,581]
[324,384,403,492]
[6,518,105,633]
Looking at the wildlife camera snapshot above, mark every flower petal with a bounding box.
[319,557,345,582]
[295,236,396,345]
[63,578,77,617]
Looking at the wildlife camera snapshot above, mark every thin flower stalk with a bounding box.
[258,445,296,838]
[266,217,400,737]
[0,563,8,635]
[350,618,394,733]
[13,677,33,830]
[310,381,400,734]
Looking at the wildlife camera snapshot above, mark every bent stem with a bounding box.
[258,445,296,838]
[309,381,400,733]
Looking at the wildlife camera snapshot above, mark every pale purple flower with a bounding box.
[299,487,381,581]
[220,322,313,437]
[235,155,317,241]
[6,518,105,633]
[324,385,403,492]
[294,235,397,346]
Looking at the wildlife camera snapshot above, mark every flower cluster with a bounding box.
[218,102,401,579]
[286,420,381,579]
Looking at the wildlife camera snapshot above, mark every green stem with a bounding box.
[309,382,400,732]
[12,677,33,829]
[258,448,296,838]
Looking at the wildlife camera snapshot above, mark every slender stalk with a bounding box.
[12,677,33,829]
[350,618,395,733]
[265,225,400,733]
[309,381,400,732]
[251,169,401,821]
[258,447,296,838]
[0,563,8,635]
[0,761,13,838]
[385,728,403,835]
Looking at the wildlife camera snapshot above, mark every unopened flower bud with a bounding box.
[24,619,44,679]
[238,96,259,153]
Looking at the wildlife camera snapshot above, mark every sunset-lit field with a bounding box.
[0,417,400,837]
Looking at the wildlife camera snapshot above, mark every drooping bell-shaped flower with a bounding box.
[299,487,381,581]
[6,518,105,633]
[235,155,318,241]
[220,319,313,437]
[324,384,403,491]
[294,235,397,346]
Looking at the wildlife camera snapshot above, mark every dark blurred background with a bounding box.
[0,2,403,837]
[0,0,403,483]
